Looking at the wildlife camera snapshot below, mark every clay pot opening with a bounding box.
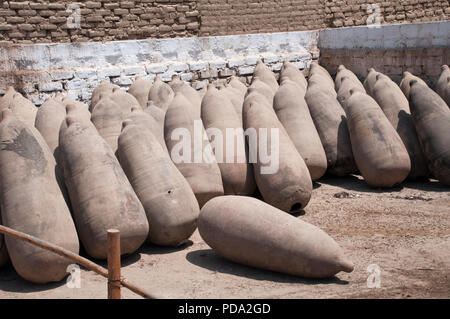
[290,203,302,213]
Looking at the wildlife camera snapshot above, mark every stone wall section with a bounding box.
[0,1,448,43]
[0,0,200,43]
[324,0,449,28]
[0,30,318,104]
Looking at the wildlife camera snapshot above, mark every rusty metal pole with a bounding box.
[107,229,121,299]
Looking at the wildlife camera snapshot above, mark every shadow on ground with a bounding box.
[139,240,194,256]
[0,265,66,293]
[318,174,405,193]
[0,245,144,294]
[186,249,349,285]
[291,210,306,217]
[403,179,449,192]
[87,240,195,269]
[319,174,448,194]
[93,251,142,269]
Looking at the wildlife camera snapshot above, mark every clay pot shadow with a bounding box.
[403,179,449,192]
[139,240,194,256]
[0,265,66,293]
[186,249,349,285]
[92,251,142,269]
[319,174,405,193]
[313,181,322,189]
[291,209,306,217]
[0,239,142,293]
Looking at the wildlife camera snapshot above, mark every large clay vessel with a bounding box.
[91,97,124,154]
[306,82,357,176]
[199,196,354,278]
[118,120,199,246]
[164,92,224,207]
[128,76,152,108]
[280,61,308,91]
[35,95,67,156]
[90,80,119,112]
[0,110,79,283]
[127,106,168,153]
[149,76,174,112]
[253,59,279,93]
[436,65,450,106]
[201,85,255,195]
[59,116,149,259]
[409,80,450,185]
[274,79,327,180]
[364,69,429,179]
[243,92,312,212]
[342,90,411,187]
[399,71,427,99]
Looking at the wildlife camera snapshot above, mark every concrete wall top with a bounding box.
[0,30,319,73]
[0,29,319,104]
[319,21,450,50]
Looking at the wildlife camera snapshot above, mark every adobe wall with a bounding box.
[0,1,448,43]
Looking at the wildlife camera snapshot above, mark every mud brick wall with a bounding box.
[0,0,200,43]
[198,0,327,36]
[0,1,449,43]
[198,0,449,37]
[325,0,450,28]
[319,22,450,85]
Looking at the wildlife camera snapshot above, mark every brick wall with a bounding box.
[198,0,327,36]
[0,1,200,43]
[0,1,449,43]
[199,0,449,37]
[325,0,450,28]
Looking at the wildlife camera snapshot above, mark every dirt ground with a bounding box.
[0,175,449,299]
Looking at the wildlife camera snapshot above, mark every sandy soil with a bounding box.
[0,175,449,299]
